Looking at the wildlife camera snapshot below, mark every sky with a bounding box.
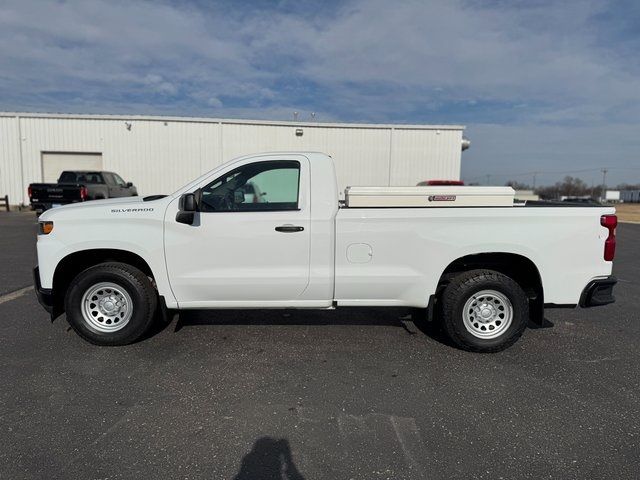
[1,0,639,187]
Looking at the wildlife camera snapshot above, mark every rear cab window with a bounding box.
[58,172,104,184]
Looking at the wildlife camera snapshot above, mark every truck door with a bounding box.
[102,172,119,198]
[164,156,311,306]
[111,173,132,197]
[103,172,128,198]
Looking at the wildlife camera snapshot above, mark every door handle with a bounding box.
[275,225,304,233]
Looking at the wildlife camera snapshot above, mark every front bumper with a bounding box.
[33,266,54,313]
[580,276,617,307]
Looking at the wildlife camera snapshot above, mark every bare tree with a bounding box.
[535,176,592,200]
[505,180,532,190]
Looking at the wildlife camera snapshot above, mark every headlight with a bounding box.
[38,221,54,235]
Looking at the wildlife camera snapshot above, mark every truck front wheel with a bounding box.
[440,269,528,352]
[64,262,157,346]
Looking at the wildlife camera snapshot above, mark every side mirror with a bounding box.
[126,182,133,188]
[176,193,197,225]
[234,189,245,204]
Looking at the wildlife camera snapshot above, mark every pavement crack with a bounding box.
[0,286,32,306]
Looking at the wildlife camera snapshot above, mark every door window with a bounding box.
[200,161,300,212]
[102,173,115,185]
[112,173,127,186]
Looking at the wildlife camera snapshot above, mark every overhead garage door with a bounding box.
[41,152,103,183]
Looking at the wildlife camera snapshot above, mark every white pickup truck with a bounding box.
[34,152,618,352]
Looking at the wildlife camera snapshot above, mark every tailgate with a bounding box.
[30,184,84,203]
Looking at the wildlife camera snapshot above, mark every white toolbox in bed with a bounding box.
[343,186,515,208]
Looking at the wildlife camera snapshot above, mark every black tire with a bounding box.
[440,269,528,353]
[64,262,157,346]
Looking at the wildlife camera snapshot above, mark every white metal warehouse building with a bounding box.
[0,112,467,205]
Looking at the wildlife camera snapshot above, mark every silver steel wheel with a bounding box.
[462,289,513,339]
[80,282,133,333]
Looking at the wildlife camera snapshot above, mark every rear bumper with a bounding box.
[30,200,83,212]
[30,203,52,213]
[579,276,617,307]
[33,267,54,313]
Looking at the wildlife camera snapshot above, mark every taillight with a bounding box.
[28,185,32,198]
[80,186,88,200]
[601,214,617,261]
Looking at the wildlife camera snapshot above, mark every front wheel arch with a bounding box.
[64,262,158,345]
[51,249,156,319]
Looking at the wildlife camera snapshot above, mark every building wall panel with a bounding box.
[390,129,462,186]
[0,113,464,205]
[325,127,391,191]
[0,116,22,204]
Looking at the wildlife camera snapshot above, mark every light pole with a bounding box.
[601,168,608,201]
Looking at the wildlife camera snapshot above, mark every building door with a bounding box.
[41,152,103,182]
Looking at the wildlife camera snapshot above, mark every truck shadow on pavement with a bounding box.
[232,437,305,480]
[170,307,419,334]
[146,307,554,347]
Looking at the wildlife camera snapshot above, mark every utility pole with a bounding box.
[601,168,608,201]
[532,172,539,189]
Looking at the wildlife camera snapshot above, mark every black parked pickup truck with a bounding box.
[28,171,138,213]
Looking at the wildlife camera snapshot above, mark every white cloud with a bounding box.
[0,0,638,184]
[289,0,639,123]
[207,96,223,108]
[1,0,637,123]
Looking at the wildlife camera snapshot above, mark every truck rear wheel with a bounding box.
[440,269,528,352]
[64,262,157,346]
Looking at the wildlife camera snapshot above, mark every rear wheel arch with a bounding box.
[436,252,544,323]
[440,269,529,352]
[438,252,543,299]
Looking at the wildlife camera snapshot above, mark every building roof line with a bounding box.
[0,111,465,131]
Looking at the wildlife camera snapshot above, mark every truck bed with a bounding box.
[334,204,614,307]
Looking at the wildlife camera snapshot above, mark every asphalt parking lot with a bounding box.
[0,212,638,479]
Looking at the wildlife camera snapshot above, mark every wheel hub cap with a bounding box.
[462,289,514,339]
[81,282,133,333]
[98,295,123,314]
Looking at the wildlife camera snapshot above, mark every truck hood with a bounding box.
[39,195,170,221]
